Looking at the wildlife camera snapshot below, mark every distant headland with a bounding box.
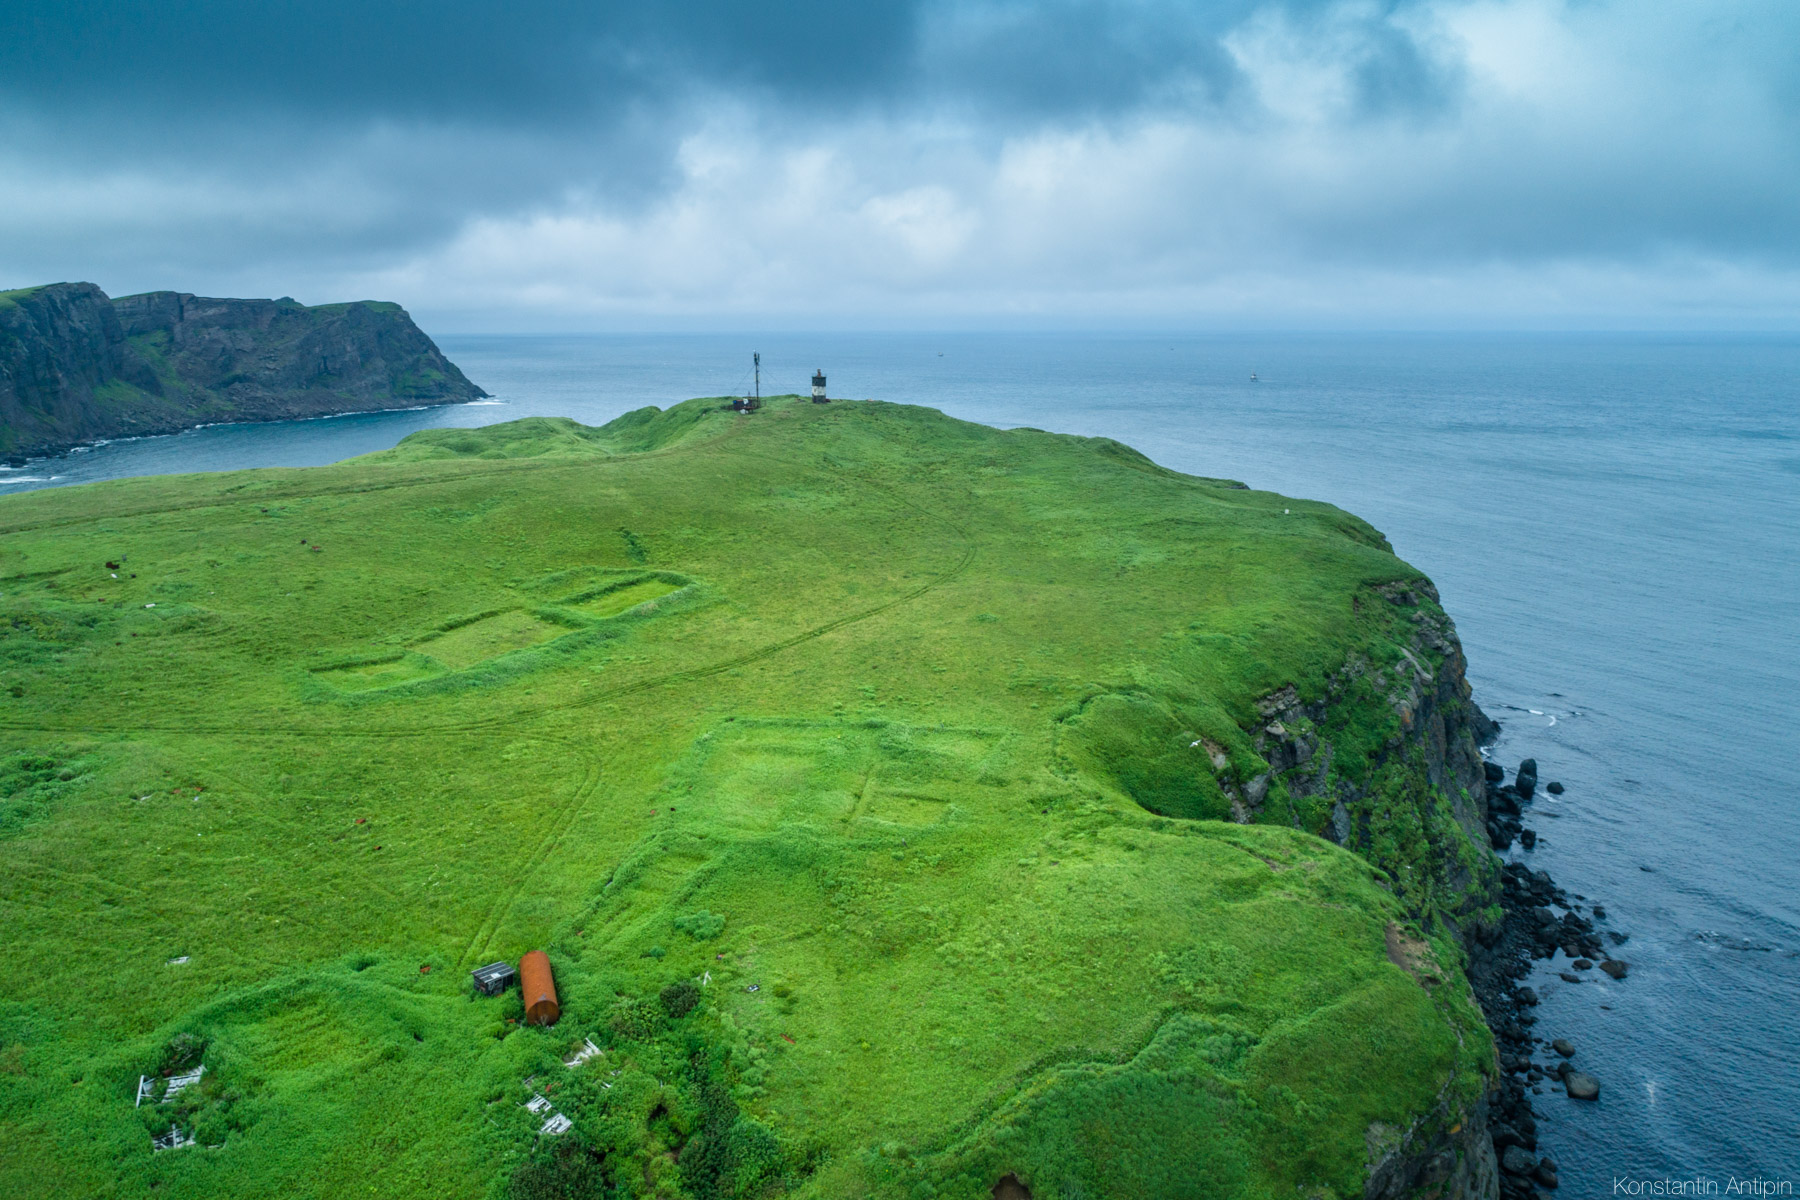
[0,282,485,461]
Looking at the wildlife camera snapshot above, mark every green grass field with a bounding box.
[0,397,1491,1199]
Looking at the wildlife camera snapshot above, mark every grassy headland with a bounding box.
[0,397,1494,1199]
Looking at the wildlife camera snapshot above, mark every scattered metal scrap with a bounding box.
[136,1063,205,1108]
[163,1065,205,1102]
[564,1037,602,1068]
[523,1090,572,1136]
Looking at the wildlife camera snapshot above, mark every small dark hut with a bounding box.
[520,950,560,1026]
[471,961,516,996]
[811,369,828,403]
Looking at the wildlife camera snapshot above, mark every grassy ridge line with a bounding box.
[0,410,748,538]
[0,459,563,538]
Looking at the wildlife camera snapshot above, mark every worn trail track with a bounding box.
[0,443,979,967]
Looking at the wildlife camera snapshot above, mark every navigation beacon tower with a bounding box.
[732,352,762,412]
[811,369,828,403]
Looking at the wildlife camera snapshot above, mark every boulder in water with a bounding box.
[1564,1071,1600,1100]
[1546,781,1564,794]
[1485,761,1507,783]
[1599,959,1629,980]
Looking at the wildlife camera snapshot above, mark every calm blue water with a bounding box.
[9,333,1799,1190]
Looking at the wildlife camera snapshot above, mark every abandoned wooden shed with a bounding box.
[520,950,560,1026]
[471,961,516,996]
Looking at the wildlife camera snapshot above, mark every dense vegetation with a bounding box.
[0,397,1492,1198]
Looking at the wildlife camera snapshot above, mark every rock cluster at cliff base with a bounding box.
[1466,759,1629,1200]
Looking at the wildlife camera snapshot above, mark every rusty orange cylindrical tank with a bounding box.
[519,950,560,1026]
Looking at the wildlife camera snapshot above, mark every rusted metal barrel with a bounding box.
[519,950,560,1026]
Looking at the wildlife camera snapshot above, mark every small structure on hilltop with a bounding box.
[811,369,828,403]
[731,352,763,412]
[520,950,560,1026]
[471,961,516,996]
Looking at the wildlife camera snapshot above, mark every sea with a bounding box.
[8,332,1798,1192]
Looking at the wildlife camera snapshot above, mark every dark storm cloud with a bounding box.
[1,0,1797,324]
[0,0,914,122]
[0,0,1442,130]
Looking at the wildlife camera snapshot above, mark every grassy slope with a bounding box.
[0,399,1490,1199]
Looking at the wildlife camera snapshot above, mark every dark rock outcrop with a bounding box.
[1364,1094,1498,1200]
[1243,578,1499,923]
[0,281,485,458]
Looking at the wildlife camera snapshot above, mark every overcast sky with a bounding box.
[3,0,1796,330]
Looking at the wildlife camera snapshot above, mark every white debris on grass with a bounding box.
[523,1088,572,1136]
[564,1037,602,1068]
[166,956,189,965]
[135,1076,155,1108]
[162,1065,204,1102]
[152,1126,195,1152]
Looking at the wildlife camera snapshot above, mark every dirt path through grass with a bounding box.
[0,448,980,982]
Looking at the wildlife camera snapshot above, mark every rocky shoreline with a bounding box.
[1467,756,1628,1200]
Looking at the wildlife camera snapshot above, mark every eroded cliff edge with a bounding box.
[1243,579,1506,1200]
[1057,570,1509,1200]
[0,281,485,459]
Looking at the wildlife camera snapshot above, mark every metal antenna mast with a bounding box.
[753,352,761,408]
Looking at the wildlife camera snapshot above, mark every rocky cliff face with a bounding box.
[0,281,485,459]
[1240,579,1501,936]
[1236,580,1507,1200]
